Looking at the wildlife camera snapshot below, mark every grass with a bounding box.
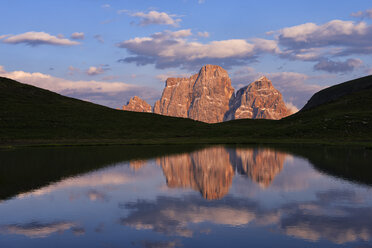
[0,75,372,147]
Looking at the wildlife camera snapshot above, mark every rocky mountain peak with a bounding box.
[224,76,291,120]
[154,64,234,123]
[249,76,274,91]
[124,65,292,122]
[199,64,229,79]
[122,96,152,113]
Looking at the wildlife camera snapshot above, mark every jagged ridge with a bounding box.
[123,65,291,123]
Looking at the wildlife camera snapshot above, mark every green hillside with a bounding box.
[0,76,209,144]
[0,75,372,147]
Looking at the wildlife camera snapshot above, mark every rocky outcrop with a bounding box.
[225,76,291,120]
[123,65,292,122]
[154,65,234,123]
[122,96,152,113]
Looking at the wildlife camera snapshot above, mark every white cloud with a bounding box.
[0,67,132,93]
[101,4,111,9]
[70,32,85,40]
[0,66,159,108]
[1,31,80,46]
[86,66,105,76]
[279,20,368,44]
[351,8,372,19]
[198,0,205,3]
[285,102,299,114]
[117,18,372,70]
[117,29,265,69]
[276,20,372,58]
[130,10,181,27]
[197,31,210,38]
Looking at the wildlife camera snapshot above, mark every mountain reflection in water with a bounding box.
[1,145,372,248]
[154,147,287,199]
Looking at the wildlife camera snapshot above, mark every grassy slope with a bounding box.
[0,75,372,146]
[0,77,209,143]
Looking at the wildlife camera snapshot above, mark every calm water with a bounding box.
[0,145,372,248]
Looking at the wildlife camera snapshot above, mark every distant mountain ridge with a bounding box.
[123,65,291,123]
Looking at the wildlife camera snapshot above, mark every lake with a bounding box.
[0,145,372,248]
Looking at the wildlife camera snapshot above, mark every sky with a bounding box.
[0,0,372,109]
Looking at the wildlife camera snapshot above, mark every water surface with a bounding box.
[0,145,372,248]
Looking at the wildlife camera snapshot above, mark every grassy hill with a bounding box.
[0,76,209,144]
[0,75,372,147]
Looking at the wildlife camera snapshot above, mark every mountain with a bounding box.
[122,96,152,113]
[0,73,371,146]
[154,65,235,123]
[225,76,291,121]
[153,65,290,123]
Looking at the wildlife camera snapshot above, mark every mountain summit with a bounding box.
[154,65,234,123]
[225,76,291,120]
[123,65,291,123]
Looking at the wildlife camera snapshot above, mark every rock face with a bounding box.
[122,96,152,113]
[225,76,291,120]
[123,65,291,122]
[154,65,235,123]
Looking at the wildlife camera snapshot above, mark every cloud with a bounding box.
[68,65,80,75]
[0,34,10,39]
[0,221,77,238]
[285,102,299,114]
[351,8,372,19]
[198,0,205,3]
[129,10,181,27]
[94,34,104,43]
[276,20,372,58]
[101,4,111,9]
[197,31,210,38]
[117,18,372,70]
[70,32,85,40]
[0,65,157,108]
[86,66,106,76]
[313,58,363,73]
[117,29,272,70]
[1,31,80,46]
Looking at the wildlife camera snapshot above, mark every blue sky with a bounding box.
[1,0,372,109]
